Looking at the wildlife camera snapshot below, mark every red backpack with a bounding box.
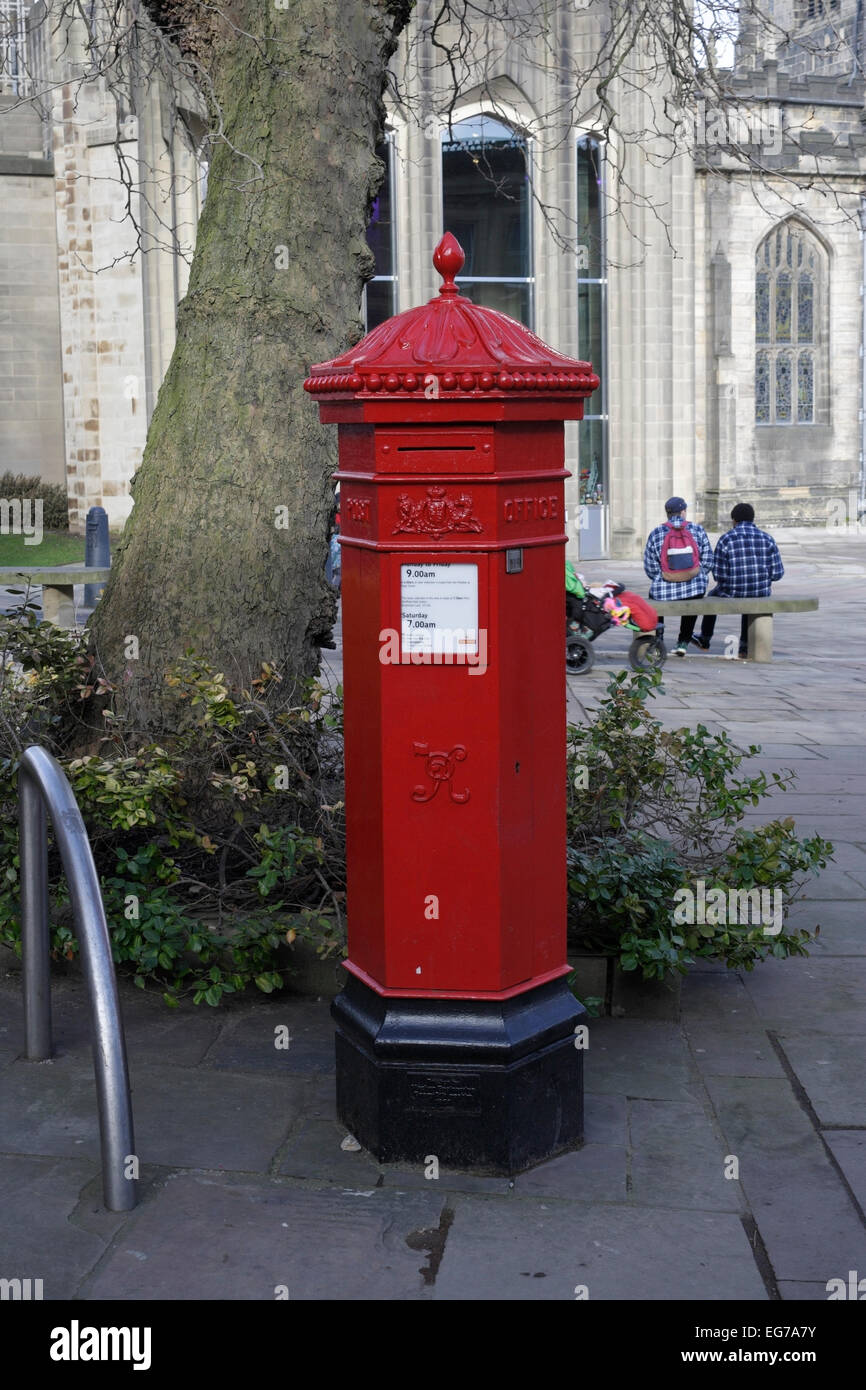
[659,522,701,582]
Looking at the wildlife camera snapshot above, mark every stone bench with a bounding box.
[653,596,818,662]
[0,566,111,627]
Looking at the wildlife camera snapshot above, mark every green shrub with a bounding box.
[0,607,345,1005]
[0,472,69,531]
[566,670,832,978]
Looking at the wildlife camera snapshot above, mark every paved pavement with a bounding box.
[1,530,865,1303]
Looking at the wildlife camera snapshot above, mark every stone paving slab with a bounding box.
[702,1075,866,1283]
[732,728,865,747]
[433,1196,767,1301]
[786,870,866,901]
[1,1056,105,1160]
[744,746,827,760]
[0,966,222,1069]
[125,1064,304,1171]
[681,969,767,1028]
[585,1019,703,1102]
[512,1143,627,1204]
[787,750,866,772]
[0,1053,305,1171]
[80,1174,443,1301]
[627,1099,745,1212]
[742,819,866,843]
[684,1027,786,1079]
[278,1116,383,1186]
[740,957,866,1035]
[778,1281,835,1300]
[0,1154,113,1299]
[707,707,808,723]
[0,989,23,1067]
[378,1164,515,1196]
[774,1033,866,1127]
[208,998,335,1076]
[742,797,866,820]
[785,906,866,957]
[751,775,866,794]
[575,1091,626,1147]
[823,1132,866,1214]
[55,984,222,1069]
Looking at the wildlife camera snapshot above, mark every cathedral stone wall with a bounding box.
[696,58,866,531]
[2,1,865,547]
[0,94,65,484]
[392,2,696,561]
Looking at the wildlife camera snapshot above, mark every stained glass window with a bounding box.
[798,274,813,342]
[776,352,792,422]
[756,273,770,343]
[755,222,823,425]
[798,352,814,422]
[775,272,792,341]
[756,352,770,424]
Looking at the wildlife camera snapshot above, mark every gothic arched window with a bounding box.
[575,134,608,558]
[441,115,533,326]
[755,222,825,425]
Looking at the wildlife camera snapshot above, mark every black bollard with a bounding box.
[84,507,109,609]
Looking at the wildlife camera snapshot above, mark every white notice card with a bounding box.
[401,563,479,655]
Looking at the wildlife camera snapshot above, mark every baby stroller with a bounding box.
[566,562,666,675]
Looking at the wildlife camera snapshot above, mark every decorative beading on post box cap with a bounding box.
[304,233,600,401]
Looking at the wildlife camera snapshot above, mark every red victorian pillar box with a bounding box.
[305,234,600,1173]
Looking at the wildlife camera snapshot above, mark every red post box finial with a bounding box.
[433,233,465,295]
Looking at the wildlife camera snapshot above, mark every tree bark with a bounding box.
[89,0,412,720]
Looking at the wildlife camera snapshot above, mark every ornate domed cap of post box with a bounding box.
[303,233,600,407]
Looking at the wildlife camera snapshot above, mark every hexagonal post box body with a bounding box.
[305,234,600,1173]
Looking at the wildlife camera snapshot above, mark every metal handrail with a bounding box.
[19,746,136,1212]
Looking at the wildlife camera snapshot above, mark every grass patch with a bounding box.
[0,531,86,567]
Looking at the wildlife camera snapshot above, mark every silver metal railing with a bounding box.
[19,745,137,1212]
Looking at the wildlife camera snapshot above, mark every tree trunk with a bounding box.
[89,0,412,720]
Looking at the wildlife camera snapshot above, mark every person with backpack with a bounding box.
[325,507,342,593]
[643,497,713,656]
[689,502,784,658]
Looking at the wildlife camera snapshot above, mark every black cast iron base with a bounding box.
[331,971,586,1174]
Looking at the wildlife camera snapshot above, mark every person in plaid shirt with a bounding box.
[643,497,714,656]
[691,503,784,658]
